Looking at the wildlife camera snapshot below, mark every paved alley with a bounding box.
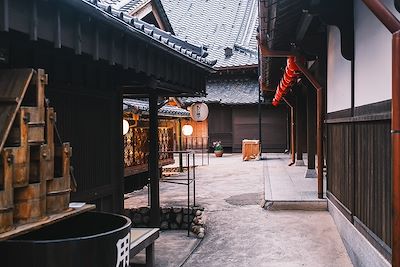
[126,154,352,267]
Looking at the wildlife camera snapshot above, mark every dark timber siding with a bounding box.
[208,104,288,153]
[232,106,287,152]
[354,120,392,250]
[327,123,354,215]
[327,113,392,259]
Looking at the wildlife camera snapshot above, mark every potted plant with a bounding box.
[213,141,224,157]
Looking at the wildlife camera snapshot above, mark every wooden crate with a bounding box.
[242,139,260,161]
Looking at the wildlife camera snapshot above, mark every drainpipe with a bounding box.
[294,60,324,199]
[360,1,400,265]
[258,41,324,199]
[283,97,295,166]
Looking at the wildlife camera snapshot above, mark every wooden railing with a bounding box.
[123,127,174,176]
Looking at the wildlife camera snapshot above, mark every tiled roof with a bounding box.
[161,0,259,68]
[181,78,259,105]
[83,0,216,67]
[98,0,175,34]
[123,99,190,117]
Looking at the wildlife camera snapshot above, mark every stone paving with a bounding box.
[126,153,353,267]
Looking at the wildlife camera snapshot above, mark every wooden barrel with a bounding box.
[0,207,13,233]
[0,149,14,233]
[46,143,71,214]
[13,182,45,223]
[22,107,45,144]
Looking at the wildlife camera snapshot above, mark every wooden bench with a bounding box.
[130,228,160,267]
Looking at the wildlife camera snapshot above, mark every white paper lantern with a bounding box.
[123,119,130,135]
[190,103,209,121]
[182,124,193,136]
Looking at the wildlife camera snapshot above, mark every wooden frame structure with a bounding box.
[0,0,214,230]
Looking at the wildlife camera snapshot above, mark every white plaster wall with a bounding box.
[354,0,400,107]
[327,26,352,113]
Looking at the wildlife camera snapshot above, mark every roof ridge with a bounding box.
[235,0,258,48]
[90,0,217,66]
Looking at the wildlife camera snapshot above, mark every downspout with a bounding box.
[360,1,400,265]
[283,97,295,166]
[294,60,324,199]
[259,43,324,199]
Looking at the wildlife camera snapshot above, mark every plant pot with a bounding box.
[214,150,223,157]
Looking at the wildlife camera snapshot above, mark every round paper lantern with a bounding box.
[182,124,193,136]
[190,103,209,121]
[123,119,130,135]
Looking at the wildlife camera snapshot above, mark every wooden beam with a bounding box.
[0,0,9,32]
[151,1,166,31]
[123,36,129,70]
[75,18,82,55]
[109,32,116,65]
[93,25,99,61]
[259,43,294,58]
[30,0,38,41]
[295,59,324,199]
[296,12,314,43]
[306,87,316,171]
[54,7,61,49]
[149,93,160,227]
[295,90,305,163]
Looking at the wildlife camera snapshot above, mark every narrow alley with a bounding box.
[126,154,352,267]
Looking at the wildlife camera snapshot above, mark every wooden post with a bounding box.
[306,87,316,177]
[178,118,183,172]
[149,93,160,227]
[283,97,295,166]
[295,90,305,166]
[392,30,400,267]
[295,59,324,199]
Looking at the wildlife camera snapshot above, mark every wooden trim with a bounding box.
[354,100,391,116]
[0,204,95,240]
[325,112,391,124]
[71,185,114,202]
[124,158,174,177]
[354,216,392,262]
[327,191,353,222]
[325,108,352,120]
[326,101,392,123]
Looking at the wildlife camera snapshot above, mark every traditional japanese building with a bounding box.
[122,98,190,191]
[258,0,399,265]
[162,0,289,153]
[0,0,215,219]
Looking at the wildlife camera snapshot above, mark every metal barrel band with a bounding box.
[391,130,400,134]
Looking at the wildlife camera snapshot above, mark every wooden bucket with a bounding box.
[13,183,45,223]
[13,145,47,223]
[5,109,30,188]
[46,143,71,214]
[22,107,45,144]
[0,149,14,233]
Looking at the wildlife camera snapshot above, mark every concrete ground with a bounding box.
[131,230,200,267]
[126,153,353,267]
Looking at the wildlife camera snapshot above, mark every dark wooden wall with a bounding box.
[208,105,233,151]
[208,104,288,153]
[0,31,125,213]
[326,103,392,260]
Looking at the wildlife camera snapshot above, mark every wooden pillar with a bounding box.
[306,87,317,177]
[149,93,160,227]
[178,118,183,172]
[295,90,305,166]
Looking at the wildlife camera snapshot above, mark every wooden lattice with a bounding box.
[123,125,174,173]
